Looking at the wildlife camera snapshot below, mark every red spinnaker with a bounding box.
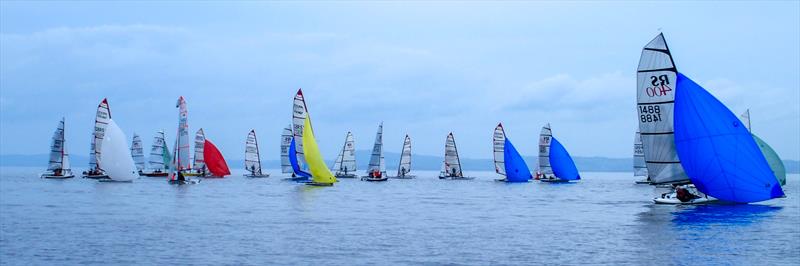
[203,139,230,177]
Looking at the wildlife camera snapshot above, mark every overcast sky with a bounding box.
[1,1,798,162]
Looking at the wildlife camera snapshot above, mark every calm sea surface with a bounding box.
[1,167,798,265]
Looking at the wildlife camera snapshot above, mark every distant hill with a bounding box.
[4,152,799,174]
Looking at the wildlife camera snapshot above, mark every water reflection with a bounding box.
[671,204,781,225]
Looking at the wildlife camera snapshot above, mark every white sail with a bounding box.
[740,109,751,132]
[280,126,293,173]
[442,133,463,177]
[245,130,262,175]
[636,33,688,184]
[131,134,145,171]
[174,96,191,172]
[100,119,137,181]
[192,128,206,171]
[89,98,111,171]
[493,123,506,176]
[292,90,308,170]
[367,123,384,174]
[148,131,168,171]
[634,132,649,178]
[397,134,412,177]
[334,132,357,175]
[47,118,66,171]
[538,123,553,176]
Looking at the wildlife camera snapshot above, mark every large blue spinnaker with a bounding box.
[503,138,531,182]
[289,137,311,179]
[673,73,783,203]
[549,137,580,180]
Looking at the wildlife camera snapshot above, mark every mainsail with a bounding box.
[89,98,111,171]
[674,73,783,203]
[245,129,263,175]
[280,126,293,174]
[203,139,230,177]
[193,128,206,172]
[367,123,384,174]
[442,133,463,177]
[131,134,145,171]
[633,132,649,178]
[48,118,68,172]
[292,89,308,170]
[147,131,170,172]
[538,123,553,176]
[334,132,357,175]
[636,33,688,185]
[171,96,190,181]
[493,123,506,176]
[302,116,337,184]
[100,119,137,182]
[397,134,412,177]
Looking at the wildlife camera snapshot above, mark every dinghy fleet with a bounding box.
[40,33,787,205]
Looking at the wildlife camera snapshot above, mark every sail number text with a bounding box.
[639,105,662,123]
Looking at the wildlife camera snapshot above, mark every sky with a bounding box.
[1,1,799,162]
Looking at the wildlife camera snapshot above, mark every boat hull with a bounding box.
[306,182,334,187]
[141,172,169,177]
[83,174,109,179]
[361,176,389,182]
[540,178,571,183]
[390,175,416,179]
[168,179,200,185]
[41,174,75,179]
[244,174,270,178]
[635,180,651,185]
[335,174,358,178]
[653,196,718,205]
[440,176,475,180]
[98,179,133,183]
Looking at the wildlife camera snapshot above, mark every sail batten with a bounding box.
[636,33,688,185]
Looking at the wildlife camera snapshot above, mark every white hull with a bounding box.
[440,176,475,180]
[653,196,718,205]
[390,175,415,179]
[41,173,75,179]
[653,185,718,204]
[244,173,270,178]
[335,173,358,178]
[539,178,572,183]
[361,176,389,182]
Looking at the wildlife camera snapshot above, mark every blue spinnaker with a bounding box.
[549,137,580,180]
[673,72,783,203]
[503,138,531,182]
[289,137,311,179]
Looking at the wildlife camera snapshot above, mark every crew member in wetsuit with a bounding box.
[177,171,186,182]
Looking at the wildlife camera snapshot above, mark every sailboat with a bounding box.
[333,132,357,178]
[438,132,473,180]
[537,123,580,183]
[203,137,231,178]
[168,96,199,185]
[493,123,532,182]
[41,118,74,179]
[302,115,337,186]
[673,73,783,203]
[280,126,294,177]
[741,110,786,187]
[98,118,138,182]
[83,98,110,179]
[131,134,145,174]
[391,134,414,179]
[362,123,388,181]
[244,129,269,177]
[141,130,170,177]
[292,89,308,173]
[633,132,650,184]
[185,128,207,177]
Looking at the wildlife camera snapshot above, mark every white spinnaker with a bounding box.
[741,109,751,132]
[292,90,308,170]
[245,130,262,175]
[636,33,688,184]
[48,118,66,171]
[397,135,412,176]
[193,128,206,171]
[493,124,506,176]
[442,133,463,177]
[90,98,111,170]
[148,131,167,171]
[334,132,357,174]
[174,97,191,172]
[131,134,145,171]
[367,123,383,174]
[100,119,137,181]
[280,126,293,173]
[634,132,649,178]
[538,123,553,176]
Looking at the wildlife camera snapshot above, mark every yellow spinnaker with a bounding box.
[302,116,337,184]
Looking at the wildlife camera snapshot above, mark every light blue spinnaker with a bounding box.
[673,73,783,203]
[289,137,311,180]
[503,138,531,182]
[549,137,580,181]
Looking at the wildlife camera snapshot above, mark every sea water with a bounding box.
[1,167,798,265]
